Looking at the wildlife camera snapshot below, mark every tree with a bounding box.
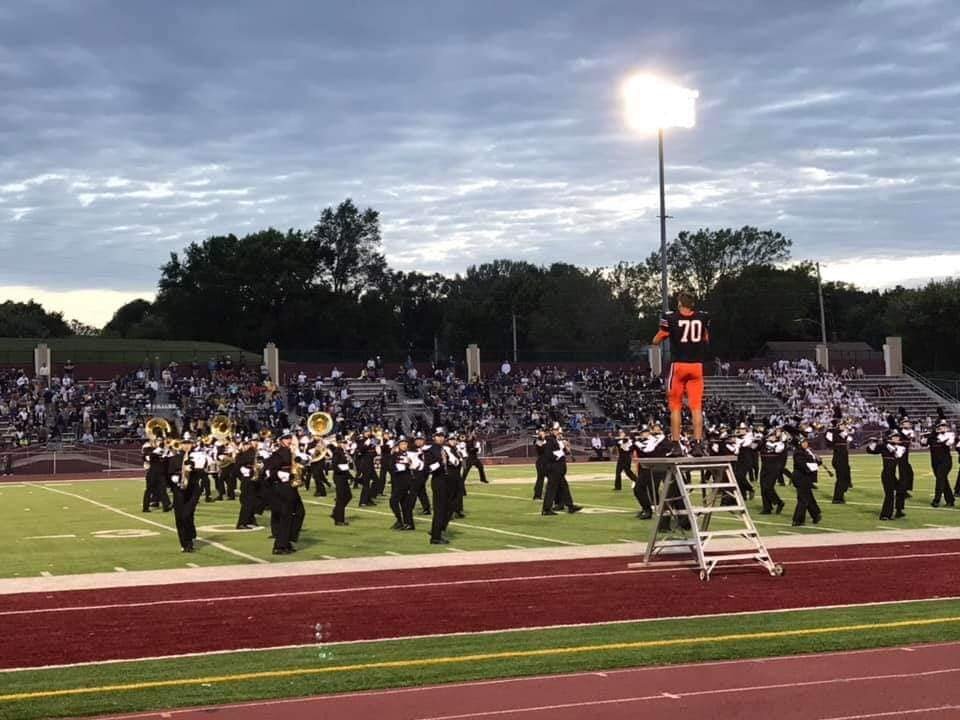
[308,199,386,296]
[669,227,792,298]
[0,300,72,337]
[68,319,100,336]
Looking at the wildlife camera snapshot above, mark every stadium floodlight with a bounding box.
[622,73,699,316]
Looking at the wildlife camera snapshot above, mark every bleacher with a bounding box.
[703,376,788,420]
[843,375,960,424]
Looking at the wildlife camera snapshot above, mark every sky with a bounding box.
[2,0,960,326]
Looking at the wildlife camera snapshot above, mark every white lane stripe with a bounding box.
[819,705,960,720]
[33,643,960,717]
[414,668,960,720]
[304,499,580,546]
[4,550,960,619]
[4,602,960,675]
[39,485,268,565]
[24,534,77,539]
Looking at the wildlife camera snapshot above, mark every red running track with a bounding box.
[95,642,960,720]
[2,540,960,670]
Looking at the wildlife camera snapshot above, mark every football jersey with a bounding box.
[660,310,711,363]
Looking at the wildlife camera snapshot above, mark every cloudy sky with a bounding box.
[2,0,959,326]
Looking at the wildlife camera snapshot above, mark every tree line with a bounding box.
[3,198,958,371]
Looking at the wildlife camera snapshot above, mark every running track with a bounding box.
[2,539,959,670]
[96,643,960,720]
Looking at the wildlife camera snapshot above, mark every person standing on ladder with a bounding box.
[651,291,711,457]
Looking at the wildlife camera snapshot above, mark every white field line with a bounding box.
[39,572,51,577]
[304,499,580,547]
[29,642,960,715]
[24,534,77,540]
[818,704,960,720]
[39,485,268,565]
[113,567,127,573]
[4,550,960,620]
[414,668,960,720]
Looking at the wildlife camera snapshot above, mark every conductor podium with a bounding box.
[630,455,783,581]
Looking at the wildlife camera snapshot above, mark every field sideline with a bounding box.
[1,456,959,579]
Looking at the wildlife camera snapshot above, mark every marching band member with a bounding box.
[263,431,304,554]
[867,431,907,520]
[899,418,916,498]
[540,423,582,516]
[446,432,466,521]
[330,434,354,526]
[235,436,259,529]
[532,428,547,501]
[613,429,637,492]
[425,428,449,544]
[758,428,787,515]
[388,436,417,531]
[461,432,488,484]
[923,420,955,507]
[354,430,378,507]
[825,419,852,504]
[374,430,393,499]
[142,433,171,513]
[787,433,822,527]
[168,438,200,553]
[411,432,431,515]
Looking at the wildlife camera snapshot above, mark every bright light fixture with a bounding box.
[622,73,699,132]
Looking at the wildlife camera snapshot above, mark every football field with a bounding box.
[2,455,959,579]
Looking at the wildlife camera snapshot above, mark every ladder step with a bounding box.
[702,552,771,562]
[688,505,746,514]
[698,530,759,539]
[681,483,739,490]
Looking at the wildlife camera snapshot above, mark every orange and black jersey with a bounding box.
[656,310,711,363]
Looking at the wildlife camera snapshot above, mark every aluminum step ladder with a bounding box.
[631,455,783,581]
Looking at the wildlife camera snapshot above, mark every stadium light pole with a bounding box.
[622,73,699,316]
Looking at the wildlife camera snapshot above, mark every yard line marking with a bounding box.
[618,539,638,543]
[39,572,51,577]
[304,499,580,546]
[505,544,527,550]
[779,531,801,535]
[186,563,199,568]
[38,486,268,565]
[445,547,465,552]
[114,567,127,573]
[24,534,77,540]
[924,524,952,528]
[384,551,402,556]
[5,550,960,619]
[3,619,960,703]
[321,555,337,560]
[473,489,630,514]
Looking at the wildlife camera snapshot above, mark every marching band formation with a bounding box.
[140,412,498,553]
[140,405,959,554]
[609,413,958,527]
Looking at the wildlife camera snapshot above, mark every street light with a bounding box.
[622,73,699,316]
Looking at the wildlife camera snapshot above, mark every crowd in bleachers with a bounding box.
[286,370,400,434]
[173,366,290,437]
[0,366,153,447]
[409,364,591,435]
[747,359,885,428]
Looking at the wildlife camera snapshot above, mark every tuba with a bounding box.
[210,414,233,441]
[307,412,334,437]
[146,417,172,443]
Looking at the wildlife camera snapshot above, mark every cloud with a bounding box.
[0,286,154,327]
[0,0,958,319]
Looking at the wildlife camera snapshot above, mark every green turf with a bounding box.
[1,455,958,578]
[2,598,959,720]
[0,337,259,366]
